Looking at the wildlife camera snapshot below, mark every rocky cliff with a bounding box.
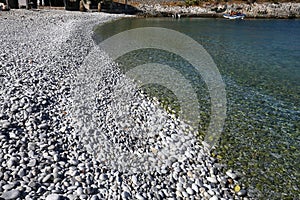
[133,2,300,18]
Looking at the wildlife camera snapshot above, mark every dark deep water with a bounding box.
[94,18,300,199]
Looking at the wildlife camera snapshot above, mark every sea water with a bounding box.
[94,18,300,198]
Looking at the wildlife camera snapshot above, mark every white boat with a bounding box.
[223,13,246,19]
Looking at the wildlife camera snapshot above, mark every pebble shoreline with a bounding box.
[0,10,252,199]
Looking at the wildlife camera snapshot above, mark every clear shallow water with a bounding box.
[94,18,300,198]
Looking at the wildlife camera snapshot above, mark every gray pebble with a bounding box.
[226,170,237,180]
[135,193,145,200]
[45,194,64,200]
[90,195,100,200]
[182,191,188,197]
[209,196,218,200]
[186,187,194,195]
[27,159,37,167]
[207,177,218,184]
[237,189,247,197]
[76,187,83,195]
[99,173,108,181]
[1,120,10,129]
[0,189,20,200]
[38,123,48,129]
[42,174,52,183]
[121,191,131,199]
[185,151,193,159]
[2,183,15,191]
[7,157,18,168]
[191,183,198,193]
[131,175,138,185]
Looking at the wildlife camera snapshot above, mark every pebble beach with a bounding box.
[0,10,252,200]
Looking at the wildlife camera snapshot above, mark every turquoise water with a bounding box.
[94,18,300,199]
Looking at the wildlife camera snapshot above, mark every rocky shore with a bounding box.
[135,2,300,18]
[0,9,254,199]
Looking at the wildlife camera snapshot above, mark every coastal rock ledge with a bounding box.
[135,2,300,18]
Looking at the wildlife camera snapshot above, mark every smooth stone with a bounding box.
[7,157,18,168]
[182,191,188,198]
[2,183,15,190]
[67,194,77,200]
[131,175,138,185]
[45,194,64,200]
[237,189,247,196]
[42,174,52,183]
[76,187,83,195]
[69,159,78,165]
[99,173,108,181]
[85,187,94,195]
[176,184,183,192]
[28,181,39,189]
[209,196,218,200]
[185,151,193,159]
[199,187,206,194]
[18,168,26,177]
[121,191,131,199]
[207,177,218,184]
[1,120,10,129]
[38,123,48,129]
[74,176,82,182]
[208,189,215,196]
[48,145,55,150]
[27,142,35,151]
[135,193,145,200]
[27,159,37,167]
[191,183,198,193]
[90,195,99,200]
[175,191,182,197]
[178,177,185,184]
[1,189,21,200]
[10,105,19,113]
[226,170,237,180]
[186,187,194,195]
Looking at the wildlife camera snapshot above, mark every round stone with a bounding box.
[45,194,64,200]
[237,189,247,197]
[131,175,138,185]
[7,157,18,168]
[121,191,131,199]
[186,187,194,195]
[1,189,21,200]
[42,174,52,183]
[99,173,108,181]
[181,191,188,198]
[76,187,83,195]
[2,183,15,190]
[191,183,198,193]
[135,193,145,200]
[90,195,100,200]
[207,177,218,184]
[209,195,218,200]
[226,170,238,180]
